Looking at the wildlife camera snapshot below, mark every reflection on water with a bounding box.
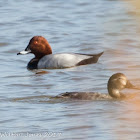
[0,0,140,139]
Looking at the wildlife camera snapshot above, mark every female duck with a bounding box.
[57,73,140,100]
[17,36,103,69]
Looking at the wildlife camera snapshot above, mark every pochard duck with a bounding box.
[17,36,103,69]
[56,73,140,100]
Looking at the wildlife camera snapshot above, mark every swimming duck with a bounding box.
[17,36,103,69]
[56,73,140,100]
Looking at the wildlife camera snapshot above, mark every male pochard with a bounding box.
[17,36,103,69]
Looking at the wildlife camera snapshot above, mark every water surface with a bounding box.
[0,0,140,140]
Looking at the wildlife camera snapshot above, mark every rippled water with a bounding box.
[0,0,140,140]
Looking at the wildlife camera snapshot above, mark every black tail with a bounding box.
[97,51,104,57]
[76,51,104,66]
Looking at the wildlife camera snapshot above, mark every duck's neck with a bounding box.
[35,43,52,59]
[35,53,47,59]
[35,49,52,59]
[108,88,126,99]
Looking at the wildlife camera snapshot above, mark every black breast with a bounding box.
[27,58,39,70]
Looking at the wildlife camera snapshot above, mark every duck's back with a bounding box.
[56,92,111,100]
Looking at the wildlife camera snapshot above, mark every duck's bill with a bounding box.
[17,50,31,55]
[126,80,140,90]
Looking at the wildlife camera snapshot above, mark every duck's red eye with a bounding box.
[34,41,38,44]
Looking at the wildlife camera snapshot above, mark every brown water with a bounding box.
[0,0,140,140]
